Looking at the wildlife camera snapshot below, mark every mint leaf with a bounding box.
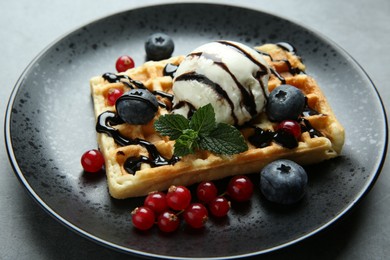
[154,114,189,140]
[154,104,248,157]
[174,129,199,156]
[199,123,248,155]
[174,140,194,156]
[189,103,216,135]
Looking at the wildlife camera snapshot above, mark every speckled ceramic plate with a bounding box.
[5,3,387,259]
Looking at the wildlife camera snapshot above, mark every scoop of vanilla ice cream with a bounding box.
[171,40,270,126]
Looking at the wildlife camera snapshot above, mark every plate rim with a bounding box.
[4,2,389,259]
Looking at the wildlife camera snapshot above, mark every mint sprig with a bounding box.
[154,104,248,156]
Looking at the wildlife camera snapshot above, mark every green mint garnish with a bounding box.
[154,104,248,156]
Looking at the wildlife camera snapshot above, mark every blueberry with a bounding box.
[115,89,159,125]
[260,159,308,205]
[145,33,174,61]
[266,84,305,122]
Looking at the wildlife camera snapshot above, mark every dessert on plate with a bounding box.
[89,40,345,199]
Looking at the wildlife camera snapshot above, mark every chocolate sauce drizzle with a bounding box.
[163,64,199,118]
[276,42,297,54]
[247,128,274,148]
[217,40,270,75]
[301,118,323,138]
[189,51,258,117]
[172,40,270,125]
[96,111,179,174]
[255,42,304,84]
[103,72,145,89]
[248,102,323,149]
[163,63,179,78]
[175,71,239,124]
[302,99,321,117]
[248,126,299,149]
[248,116,323,149]
[103,72,174,110]
[217,40,270,99]
[98,73,179,174]
[172,101,197,119]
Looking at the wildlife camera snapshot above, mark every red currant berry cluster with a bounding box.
[131,185,207,232]
[196,181,230,218]
[131,175,254,232]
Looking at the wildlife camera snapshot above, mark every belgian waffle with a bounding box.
[90,44,345,199]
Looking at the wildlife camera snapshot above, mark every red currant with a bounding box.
[131,206,155,231]
[209,197,230,217]
[107,88,124,106]
[196,181,218,204]
[166,185,192,211]
[277,120,301,139]
[81,149,104,173]
[144,191,168,214]
[183,203,208,229]
[227,175,254,202]
[157,210,180,233]
[115,55,135,72]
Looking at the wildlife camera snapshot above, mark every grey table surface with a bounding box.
[1,0,389,259]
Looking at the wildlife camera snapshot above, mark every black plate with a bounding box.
[5,3,387,259]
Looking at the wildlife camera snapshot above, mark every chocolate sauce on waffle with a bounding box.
[248,128,274,148]
[276,42,297,54]
[302,104,320,117]
[248,127,299,149]
[256,42,303,84]
[152,90,174,110]
[248,108,322,149]
[273,129,299,149]
[103,72,174,110]
[163,63,178,78]
[96,111,179,174]
[124,156,150,174]
[103,72,146,89]
[300,118,323,138]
